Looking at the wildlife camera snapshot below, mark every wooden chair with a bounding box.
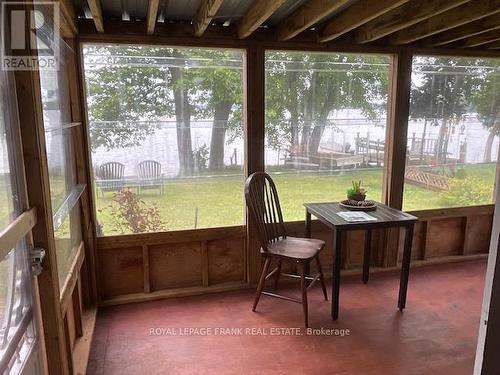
[97,162,125,197]
[137,160,164,195]
[245,172,328,328]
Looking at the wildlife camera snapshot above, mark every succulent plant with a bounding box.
[347,180,367,201]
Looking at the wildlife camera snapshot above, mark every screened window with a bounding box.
[0,61,38,375]
[39,41,82,287]
[403,56,500,210]
[264,51,390,221]
[82,44,245,235]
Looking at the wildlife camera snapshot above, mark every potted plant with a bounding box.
[347,180,366,202]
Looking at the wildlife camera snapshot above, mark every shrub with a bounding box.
[107,189,166,234]
[442,176,492,206]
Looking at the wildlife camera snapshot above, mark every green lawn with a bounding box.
[95,163,497,235]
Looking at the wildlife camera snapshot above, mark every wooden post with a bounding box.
[69,38,99,306]
[244,46,265,284]
[14,40,71,375]
[382,51,413,267]
[383,50,412,209]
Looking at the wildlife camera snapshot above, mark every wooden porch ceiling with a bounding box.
[71,0,500,51]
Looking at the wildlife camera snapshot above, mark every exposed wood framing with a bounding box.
[86,0,104,33]
[244,46,265,284]
[319,0,409,43]
[486,40,500,49]
[14,37,70,375]
[390,0,500,45]
[383,51,412,209]
[425,14,500,46]
[60,241,85,314]
[146,0,160,35]
[193,0,224,37]
[460,30,500,47]
[59,0,78,37]
[0,208,36,261]
[355,0,470,44]
[277,0,351,41]
[67,38,99,306]
[238,0,286,39]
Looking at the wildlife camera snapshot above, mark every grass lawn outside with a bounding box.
[94,163,497,235]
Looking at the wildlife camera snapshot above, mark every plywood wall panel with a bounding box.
[427,218,464,258]
[99,247,143,298]
[208,236,245,284]
[149,242,202,290]
[467,215,493,254]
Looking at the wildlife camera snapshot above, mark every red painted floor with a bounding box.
[87,260,486,375]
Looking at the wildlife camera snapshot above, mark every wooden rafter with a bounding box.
[390,0,500,45]
[484,40,500,49]
[59,0,78,37]
[355,0,470,44]
[459,30,500,48]
[86,0,104,33]
[277,0,351,41]
[425,14,500,46]
[193,0,224,37]
[238,0,286,39]
[146,0,160,35]
[319,0,409,42]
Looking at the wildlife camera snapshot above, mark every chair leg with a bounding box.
[253,257,271,312]
[274,260,282,289]
[298,262,309,328]
[315,255,328,301]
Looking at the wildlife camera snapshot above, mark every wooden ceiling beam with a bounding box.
[59,0,78,37]
[390,0,500,45]
[355,0,470,44]
[459,30,500,48]
[425,14,500,46]
[238,0,286,39]
[193,0,224,37]
[484,40,500,49]
[146,0,160,35]
[319,0,409,42]
[277,0,351,41]
[86,0,104,33]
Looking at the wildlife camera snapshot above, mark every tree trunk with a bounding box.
[287,72,300,147]
[171,66,194,176]
[484,127,497,163]
[309,79,335,154]
[300,72,317,151]
[435,118,448,164]
[208,101,232,170]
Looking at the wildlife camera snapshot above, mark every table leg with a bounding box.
[362,229,372,284]
[332,228,342,320]
[305,211,311,238]
[398,223,414,311]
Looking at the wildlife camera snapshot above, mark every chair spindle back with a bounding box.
[245,172,286,252]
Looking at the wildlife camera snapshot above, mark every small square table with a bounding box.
[304,202,418,320]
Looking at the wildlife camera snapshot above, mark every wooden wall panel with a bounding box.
[427,218,464,257]
[149,242,202,290]
[208,237,245,284]
[410,221,426,260]
[99,247,143,298]
[467,215,493,254]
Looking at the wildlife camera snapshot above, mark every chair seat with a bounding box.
[264,236,325,260]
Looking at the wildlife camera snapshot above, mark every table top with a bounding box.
[304,202,418,229]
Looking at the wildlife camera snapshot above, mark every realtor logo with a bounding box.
[1,1,60,70]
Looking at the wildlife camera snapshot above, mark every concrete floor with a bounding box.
[87,259,486,375]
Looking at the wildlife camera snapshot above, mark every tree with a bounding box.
[264,52,388,155]
[410,57,477,164]
[185,49,243,170]
[84,45,171,151]
[473,61,500,162]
